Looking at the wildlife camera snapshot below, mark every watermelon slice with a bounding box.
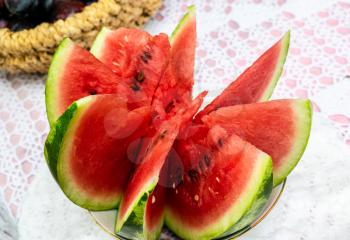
[115,92,206,232]
[165,126,273,240]
[170,5,196,97]
[46,31,170,125]
[90,28,151,75]
[143,146,185,239]
[46,94,151,210]
[194,31,290,122]
[143,181,166,240]
[46,39,127,125]
[203,99,312,186]
[90,27,171,99]
[152,6,196,116]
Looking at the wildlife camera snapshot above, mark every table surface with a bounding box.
[1,0,350,239]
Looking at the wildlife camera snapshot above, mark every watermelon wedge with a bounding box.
[46,39,128,125]
[165,126,273,240]
[194,31,290,122]
[203,99,312,186]
[46,94,151,210]
[143,146,185,240]
[170,5,196,97]
[46,31,170,125]
[90,28,151,75]
[144,183,166,240]
[152,6,197,116]
[115,92,207,232]
[90,27,171,100]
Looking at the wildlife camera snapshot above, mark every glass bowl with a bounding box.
[90,180,286,240]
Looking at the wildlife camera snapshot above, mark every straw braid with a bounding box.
[0,0,162,73]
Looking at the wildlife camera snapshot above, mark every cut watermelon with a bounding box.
[194,31,290,122]
[170,5,196,97]
[46,39,127,125]
[165,126,273,240]
[90,28,151,76]
[143,146,185,240]
[115,92,206,232]
[91,27,171,101]
[43,10,313,238]
[46,31,170,125]
[203,99,312,186]
[46,95,151,210]
[152,6,197,116]
[144,183,166,240]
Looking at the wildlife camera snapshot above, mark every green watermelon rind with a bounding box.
[273,99,312,186]
[259,31,290,102]
[90,27,112,58]
[170,5,195,44]
[44,101,78,180]
[45,38,75,126]
[221,168,273,236]
[52,96,122,210]
[115,178,158,232]
[164,153,273,240]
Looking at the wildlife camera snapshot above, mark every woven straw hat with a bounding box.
[0,0,162,73]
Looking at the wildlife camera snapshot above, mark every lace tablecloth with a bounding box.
[0,0,349,239]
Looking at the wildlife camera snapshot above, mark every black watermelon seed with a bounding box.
[188,169,200,182]
[140,51,152,63]
[204,154,211,167]
[217,138,223,147]
[165,101,175,113]
[144,51,152,60]
[140,55,149,64]
[89,89,97,95]
[131,83,140,91]
[135,71,145,83]
[160,130,168,139]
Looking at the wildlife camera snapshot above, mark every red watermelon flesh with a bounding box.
[194,31,290,123]
[202,99,312,186]
[56,95,151,210]
[90,27,171,108]
[144,179,167,239]
[116,92,206,232]
[91,28,152,77]
[165,125,273,239]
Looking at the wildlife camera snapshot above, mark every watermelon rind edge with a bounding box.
[221,165,273,236]
[44,101,78,180]
[54,96,122,210]
[273,99,312,186]
[90,27,112,58]
[45,38,75,126]
[259,31,290,102]
[170,5,195,44]
[115,178,158,232]
[164,153,273,240]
